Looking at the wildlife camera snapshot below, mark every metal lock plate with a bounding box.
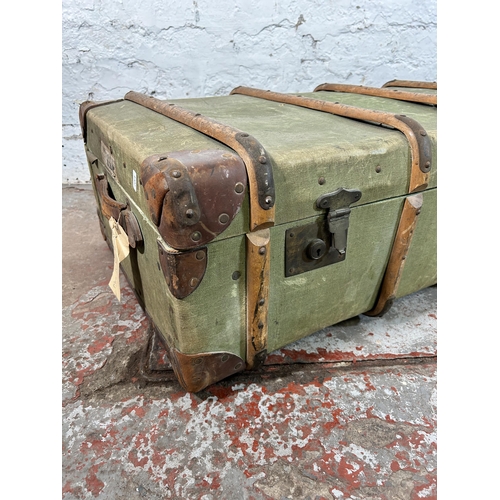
[285,187,361,277]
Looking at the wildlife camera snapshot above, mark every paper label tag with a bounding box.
[108,217,130,301]
[132,170,137,192]
[101,141,116,178]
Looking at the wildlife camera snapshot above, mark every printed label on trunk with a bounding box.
[101,141,116,178]
[132,170,137,191]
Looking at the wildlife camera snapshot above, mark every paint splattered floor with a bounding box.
[62,185,437,500]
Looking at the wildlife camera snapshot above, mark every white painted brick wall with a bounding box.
[62,0,437,183]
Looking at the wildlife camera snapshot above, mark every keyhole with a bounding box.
[307,239,327,260]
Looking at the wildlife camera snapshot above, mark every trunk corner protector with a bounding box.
[157,239,208,300]
[141,149,247,250]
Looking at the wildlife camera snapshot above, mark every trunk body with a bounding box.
[81,85,437,392]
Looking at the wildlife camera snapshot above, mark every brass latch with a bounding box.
[316,188,362,255]
[285,187,361,277]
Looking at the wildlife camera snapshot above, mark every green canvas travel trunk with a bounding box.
[79,80,437,392]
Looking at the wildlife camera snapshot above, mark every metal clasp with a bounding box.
[316,188,362,255]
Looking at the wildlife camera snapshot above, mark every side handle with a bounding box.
[95,174,143,248]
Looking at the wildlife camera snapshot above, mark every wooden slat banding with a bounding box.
[365,193,424,316]
[382,79,437,90]
[245,229,271,370]
[313,83,437,106]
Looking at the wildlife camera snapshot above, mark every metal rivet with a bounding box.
[416,209,421,216]
[196,251,205,260]
[222,153,233,159]
[318,177,326,185]
[158,156,168,161]
[259,247,266,255]
[402,256,406,260]
[234,362,243,371]
[289,232,294,238]
[289,268,294,274]
[258,298,265,306]
[189,277,198,287]
[265,196,273,205]
[425,161,431,168]
[240,133,249,138]
[334,101,339,104]
[232,271,241,280]
[258,321,264,329]
[195,113,200,117]
[221,354,229,362]
[191,231,201,242]
[123,162,127,169]
[235,182,245,194]
[219,213,230,224]
[321,199,328,208]
[375,166,382,173]
[259,155,267,164]
[186,209,194,218]
[420,130,427,136]
[171,170,181,178]
[193,357,202,365]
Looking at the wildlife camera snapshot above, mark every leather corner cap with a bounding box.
[165,343,245,393]
[141,149,247,250]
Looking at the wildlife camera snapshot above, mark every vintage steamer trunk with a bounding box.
[79,80,437,392]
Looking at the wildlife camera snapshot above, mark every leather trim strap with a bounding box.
[230,86,433,315]
[313,83,437,106]
[124,91,275,233]
[382,79,437,90]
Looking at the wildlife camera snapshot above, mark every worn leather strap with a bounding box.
[230,86,433,316]
[313,83,437,106]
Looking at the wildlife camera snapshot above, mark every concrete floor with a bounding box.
[62,184,437,500]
